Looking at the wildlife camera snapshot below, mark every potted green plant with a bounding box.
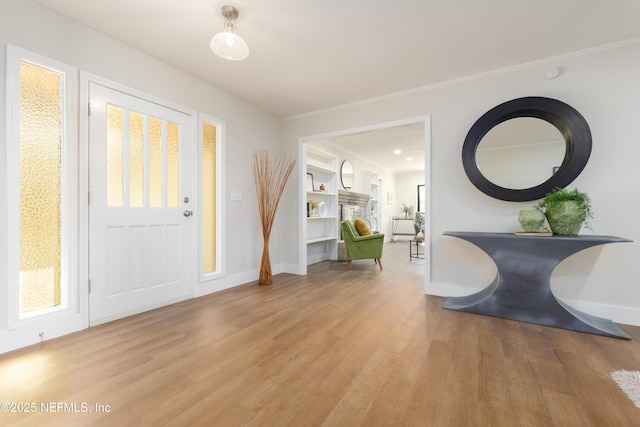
[536,187,593,236]
[414,212,425,229]
[414,212,425,241]
[517,208,547,233]
[401,203,411,218]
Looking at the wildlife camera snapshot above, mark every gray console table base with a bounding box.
[443,232,632,340]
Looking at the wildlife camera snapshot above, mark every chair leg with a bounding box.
[377,258,383,270]
[348,260,352,270]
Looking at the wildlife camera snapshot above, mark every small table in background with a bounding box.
[392,217,415,241]
[409,238,425,260]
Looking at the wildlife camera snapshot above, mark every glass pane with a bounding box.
[19,62,62,314]
[149,117,163,208]
[107,105,124,207]
[167,122,180,208]
[129,111,144,207]
[202,122,216,274]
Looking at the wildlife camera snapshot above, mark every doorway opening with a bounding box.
[298,116,431,292]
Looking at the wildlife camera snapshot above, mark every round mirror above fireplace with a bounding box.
[340,160,354,190]
[462,97,592,202]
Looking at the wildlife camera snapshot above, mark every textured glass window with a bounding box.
[107,105,124,207]
[167,122,180,208]
[18,62,62,313]
[129,111,145,207]
[202,122,217,274]
[149,117,163,208]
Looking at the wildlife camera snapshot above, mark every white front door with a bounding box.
[88,83,194,325]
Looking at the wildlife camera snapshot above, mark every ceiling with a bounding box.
[313,122,426,173]
[35,0,640,172]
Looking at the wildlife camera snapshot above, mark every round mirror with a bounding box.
[340,160,354,190]
[462,97,592,202]
[476,118,566,189]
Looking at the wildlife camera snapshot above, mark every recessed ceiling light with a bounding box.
[406,157,413,161]
[393,149,402,154]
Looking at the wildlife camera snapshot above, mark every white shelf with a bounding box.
[307,191,336,197]
[305,145,339,265]
[307,236,337,244]
[307,163,335,174]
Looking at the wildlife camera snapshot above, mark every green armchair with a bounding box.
[341,220,385,270]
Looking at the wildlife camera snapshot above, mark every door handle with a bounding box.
[183,210,193,217]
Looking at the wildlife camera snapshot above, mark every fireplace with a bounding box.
[341,204,361,222]
[340,205,360,240]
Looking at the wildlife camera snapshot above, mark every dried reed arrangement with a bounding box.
[251,150,296,285]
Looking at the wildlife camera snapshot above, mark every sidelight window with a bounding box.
[7,46,78,323]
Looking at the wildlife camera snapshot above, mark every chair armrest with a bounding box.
[351,233,385,242]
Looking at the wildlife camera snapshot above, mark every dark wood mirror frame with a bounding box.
[462,96,592,202]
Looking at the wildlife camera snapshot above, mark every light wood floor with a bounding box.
[2,241,640,426]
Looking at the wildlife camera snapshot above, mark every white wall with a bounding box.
[283,42,640,326]
[0,0,286,342]
[395,172,425,214]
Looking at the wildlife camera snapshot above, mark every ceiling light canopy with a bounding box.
[210,5,249,61]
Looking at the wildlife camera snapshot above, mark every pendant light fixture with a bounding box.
[210,5,249,61]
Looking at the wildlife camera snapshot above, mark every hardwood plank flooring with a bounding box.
[2,240,640,426]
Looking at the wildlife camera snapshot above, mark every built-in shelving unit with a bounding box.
[305,146,338,265]
[362,170,381,231]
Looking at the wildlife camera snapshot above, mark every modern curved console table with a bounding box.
[443,231,632,339]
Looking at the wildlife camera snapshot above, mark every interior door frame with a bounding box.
[79,72,199,322]
[297,115,432,293]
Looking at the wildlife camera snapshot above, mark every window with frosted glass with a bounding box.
[18,62,62,314]
[167,123,180,208]
[129,111,145,207]
[149,117,163,208]
[108,111,179,209]
[107,105,124,207]
[202,122,217,274]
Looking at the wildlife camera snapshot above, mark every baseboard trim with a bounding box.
[560,298,640,328]
[195,269,258,297]
[90,295,191,326]
[194,262,302,297]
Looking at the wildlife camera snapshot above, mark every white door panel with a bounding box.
[89,83,193,325]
